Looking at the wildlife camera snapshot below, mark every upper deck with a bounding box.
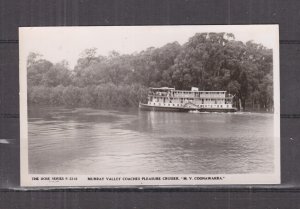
[148,87,232,99]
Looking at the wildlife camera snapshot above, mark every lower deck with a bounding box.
[139,103,237,112]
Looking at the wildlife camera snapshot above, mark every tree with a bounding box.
[27,59,53,86]
[42,62,71,87]
[74,48,101,73]
[27,52,42,67]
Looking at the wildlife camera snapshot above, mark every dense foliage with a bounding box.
[27,33,273,111]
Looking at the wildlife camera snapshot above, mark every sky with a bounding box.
[19,25,278,69]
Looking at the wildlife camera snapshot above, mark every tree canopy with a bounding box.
[27,32,273,111]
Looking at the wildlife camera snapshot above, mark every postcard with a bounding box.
[19,25,280,186]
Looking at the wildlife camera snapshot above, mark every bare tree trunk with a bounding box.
[239,99,243,111]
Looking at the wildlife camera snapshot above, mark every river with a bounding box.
[28,106,274,175]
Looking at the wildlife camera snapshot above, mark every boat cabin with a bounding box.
[147,87,234,109]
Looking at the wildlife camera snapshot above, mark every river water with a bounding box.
[28,106,274,175]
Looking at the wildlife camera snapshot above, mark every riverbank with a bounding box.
[28,84,148,109]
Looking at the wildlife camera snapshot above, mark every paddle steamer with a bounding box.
[139,87,236,112]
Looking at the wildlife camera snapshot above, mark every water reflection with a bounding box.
[28,106,274,174]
